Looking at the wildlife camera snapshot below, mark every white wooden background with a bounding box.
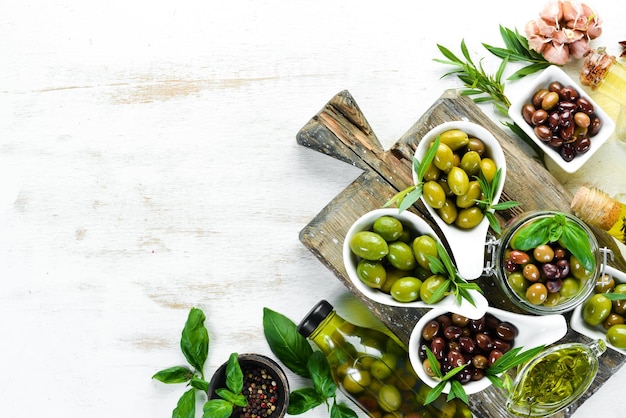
[2,1,625,417]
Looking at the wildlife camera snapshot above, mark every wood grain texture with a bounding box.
[297,89,626,417]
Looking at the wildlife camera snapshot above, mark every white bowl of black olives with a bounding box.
[508,65,615,174]
[408,306,567,396]
[343,209,488,319]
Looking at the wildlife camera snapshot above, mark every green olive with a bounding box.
[438,177,454,197]
[606,324,626,349]
[447,166,470,196]
[570,255,592,280]
[378,384,402,412]
[582,294,612,326]
[595,274,615,293]
[455,206,484,229]
[437,198,458,225]
[413,264,433,281]
[455,181,481,209]
[459,151,481,177]
[612,283,626,315]
[412,235,438,270]
[386,241,416,271]
[467,137,486,156]
[603,313,625,330]
[370,353,397,380]
[507,272,528,294]
[349,231,388,260]
[423,162,441,182]
[479,158,497,183]
[356,259,387,289]
[434,143,455,172]
[420,274,447,304]
[380,267,404,293]
[423,181,446,209]
[343,369,371,394]
[372,216,403,242]
[526,283,548,305]
[439,129,469,151]
[390,276,422,302]
[560,278,581,298]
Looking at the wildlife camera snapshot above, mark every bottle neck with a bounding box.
[308,310,344,354]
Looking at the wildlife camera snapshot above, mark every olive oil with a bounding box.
[580,49,626,140]
[298,300,472,418]
[506,340,606,417]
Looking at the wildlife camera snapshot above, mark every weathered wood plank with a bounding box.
[297,89,626,418]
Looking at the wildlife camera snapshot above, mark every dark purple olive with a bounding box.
[469,317,485,333]
[492,339,512,353]
[495,322,519,341]
[470,367,485,381]
[459,336,476,354]
[447,349,466,368]
[443,326,462,341]
[549,136,564,148]
[422,320,440,341]
[455,368,472,384]
[431,337,446,360]
[488,349,503,366]
[546,278,563,293]
[575,136,591,154]
[559,86,579,101]
[534,125,553,142]
[542,263,561,280]
[475,333,492,351]
[560,143,576,162]
[588,116,602,136]
[576,97,595,114]
[556,258,570,277]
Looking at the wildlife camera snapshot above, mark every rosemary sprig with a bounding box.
[384,136,441,212]
[434,40,510,115]
[425,241,483,307]
[474,168,519,234]
[422,343,546,406]
[483,25,552,81]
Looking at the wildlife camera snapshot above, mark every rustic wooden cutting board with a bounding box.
[296,89,626,418]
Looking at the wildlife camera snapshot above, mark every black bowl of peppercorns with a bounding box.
[208,353,290,418]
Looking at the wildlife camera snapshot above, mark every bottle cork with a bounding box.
[571,186,622,230]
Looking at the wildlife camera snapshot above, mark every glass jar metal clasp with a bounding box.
[483,234,498,276]
[598,247,615,285]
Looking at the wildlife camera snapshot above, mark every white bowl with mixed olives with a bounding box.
[343,209,488,319]
[508,65,615,173]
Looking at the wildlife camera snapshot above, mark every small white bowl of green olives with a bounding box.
[408,306,567,396]
[571,265,626,355]
[508,65,615,174]
[343,208,488,319]
[412,121,507,281]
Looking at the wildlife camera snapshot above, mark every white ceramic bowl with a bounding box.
[508,65,615,174]
[408,306,567,395]
[571,265,626,355]
[413,121,506,280]
[343,208,488,319]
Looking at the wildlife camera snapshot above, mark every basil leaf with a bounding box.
[331,401,358,418]
[263,308,313,378]
[225,352,243,394]
[287,387,325,415]
[511,217,554,250]
[152,365,194,384]
[172,388,196,418]
[202,399,233,418]
[190,375,209,392]
[180,308,209,375]
[216,388,247,407]
[561,221,595,272]
[308,351,337,399]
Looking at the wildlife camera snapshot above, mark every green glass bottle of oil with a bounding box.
[298,300,471,418]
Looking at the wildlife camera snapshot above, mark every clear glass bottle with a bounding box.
[298,300,472,418]
[505,339,606,417]
[571,185,626,245]
[580,49,626,141]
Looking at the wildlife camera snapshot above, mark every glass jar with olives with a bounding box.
[487,211,608,315]
[298,300,473,418]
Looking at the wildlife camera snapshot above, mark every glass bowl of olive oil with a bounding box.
[505,339,606,416]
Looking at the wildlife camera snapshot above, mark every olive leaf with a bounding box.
[474,168,519,235]
[180,307,209,378]
[384,136,440,213]
[422,345,467,405]
[425,241,483,307]
[603,293,626,301]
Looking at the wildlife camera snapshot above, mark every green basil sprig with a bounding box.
[263,308,357,417]
[423,344,545,406]
[152,307,248,418]
[511,212,595,272]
